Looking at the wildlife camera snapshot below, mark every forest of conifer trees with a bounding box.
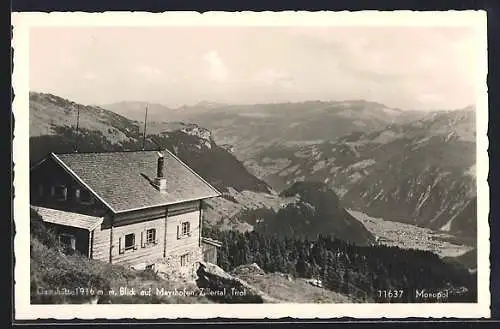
[203,227,476,303]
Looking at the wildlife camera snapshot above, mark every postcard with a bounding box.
[12,10,490,319]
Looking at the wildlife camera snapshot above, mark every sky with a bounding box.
[29,26,480,110]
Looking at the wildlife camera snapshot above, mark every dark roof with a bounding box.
[49,150,221,213]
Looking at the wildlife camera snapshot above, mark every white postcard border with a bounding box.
[12,10,490,320]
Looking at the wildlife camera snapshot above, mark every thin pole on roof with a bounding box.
[142,104,148,150]
[74,104,80,153]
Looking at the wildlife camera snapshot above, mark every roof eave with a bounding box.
[113,192,222,214]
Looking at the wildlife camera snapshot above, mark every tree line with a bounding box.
[203,227,477,303]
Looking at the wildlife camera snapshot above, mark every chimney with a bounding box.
[154,152,167,192]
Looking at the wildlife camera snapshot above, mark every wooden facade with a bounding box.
[30,155,221,273]
[201,237,223,265]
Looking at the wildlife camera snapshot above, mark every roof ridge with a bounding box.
[54,149,158,155]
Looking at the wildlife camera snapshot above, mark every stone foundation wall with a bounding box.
[155,245,203,281]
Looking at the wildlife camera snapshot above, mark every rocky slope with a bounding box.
[252,108,476,240]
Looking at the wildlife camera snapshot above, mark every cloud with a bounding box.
[255,69,296,89]
[29,26,479,109]
[286,27,478,109]
[202,50,228,81]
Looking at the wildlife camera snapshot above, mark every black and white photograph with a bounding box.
[12,11,489,319]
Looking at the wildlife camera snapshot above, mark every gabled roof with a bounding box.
[32,206,103,231]
[40,150,221,214]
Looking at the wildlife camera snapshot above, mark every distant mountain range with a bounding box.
[100,100,229,123]
[251,108,477,242]
[30,92,372,243]
[105,99,476,240]
[31,92,477,248]
[107,98,476,243]
[101,99,425,160]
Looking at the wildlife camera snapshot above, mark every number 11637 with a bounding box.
[378,290,404,298]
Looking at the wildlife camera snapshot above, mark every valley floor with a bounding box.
[348,209,474,258]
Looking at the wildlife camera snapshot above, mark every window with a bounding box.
[52,185,67,201]
[38,184,44,197]
[181,222,191,236]
[180,253,190,267]
[124,233,136,251]
[59,233,76,253]
[146,228,157,245]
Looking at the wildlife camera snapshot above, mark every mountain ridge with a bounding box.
[30,92,373,243]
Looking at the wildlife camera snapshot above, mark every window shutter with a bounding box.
[119,237,124,254]
[141,232,144,248]
[70,236,76,251]
[61,186,68,200]
[177,225,180,239]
